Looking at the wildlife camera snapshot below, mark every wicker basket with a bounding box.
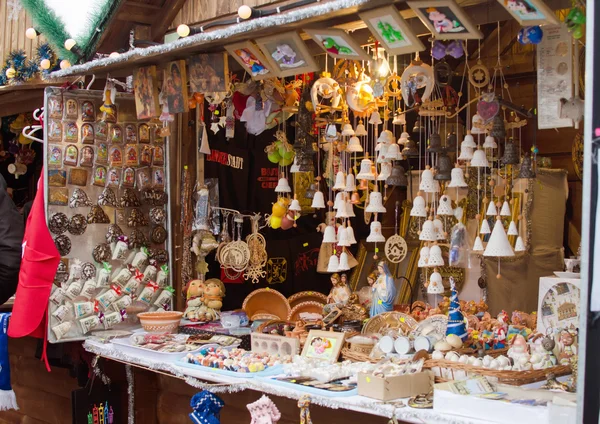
[340,347,380,363]
[350,342,374,355]
[455,347,509,357]
[424,359,571,386]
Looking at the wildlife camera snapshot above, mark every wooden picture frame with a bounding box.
[359,6,425,55]
[255,31,320,78]
[133,66,160,120]
[225,41,277,80]
[188,52,230,94]
[301,330,345,364]
[304,28,371,61]
[496,0,559,26]
[163,60,189,113]
[407,1,483,40]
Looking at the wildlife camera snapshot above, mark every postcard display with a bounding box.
[44,88,173,343]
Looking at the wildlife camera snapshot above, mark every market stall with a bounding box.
[0,0,589,423]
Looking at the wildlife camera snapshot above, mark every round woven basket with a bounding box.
[242,288,291,321]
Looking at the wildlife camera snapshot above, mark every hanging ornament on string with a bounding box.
[385,201,408,264]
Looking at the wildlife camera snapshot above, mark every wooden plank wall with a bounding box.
[0,3,44,69]
[169,0,280,28]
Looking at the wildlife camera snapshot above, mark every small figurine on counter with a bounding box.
[323,273,351,315]
[556,328,578,365]
[493,311,508,348]
[199,278,225,321]
[507,334,531,370]
[370,261,397,317]
[183,279,206,321]
[341,293,369,322]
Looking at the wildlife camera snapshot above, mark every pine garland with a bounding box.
[0,50,39,86]
[36,43,61,78]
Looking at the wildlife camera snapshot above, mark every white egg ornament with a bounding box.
[446,334,463,349]
[432,350,445,360]
[434,341,452,352]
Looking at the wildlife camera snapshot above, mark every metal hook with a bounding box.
[21,125,43,143]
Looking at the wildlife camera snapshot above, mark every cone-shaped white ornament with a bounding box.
[341,123,355,136]
[418,246,430,267]
[333,192,344,210]
[346,223,357,244]
[337,226,350,246]
[470,149,489,167]
[462,132,477,148]
[473,236,484,252]
[437,195,454,216]
[323,225,337,243]
[427,271,445,294]
[514,236,526,252]
[289,197,302,212]
[345,200,356,217]
[345,174,356,192]
[338,251,350,271]
[428,244,445,266]
[482,135,497,149]
[486,200,497,216]
[377,162,392,181]
[333,171,346,190]
[507,220,519,236]
[480,219,491,234]
[433,218,446,241]
[356,159,376,180]
[457,145,474,161]
[347,136,363,152]
[419,167,436,192]
[369,111,382,125]
[385,143,402,160]
[420,219,437,241]
[376,143,388,157]
[274,177,291,193]
[335,200,349,218]
[290,157,300,173]
[410,196,428,217]
[393,114,406,126]
[484,218,515,257]
[311,191,325,209]
[365,191,386,213]
[200,123,211,154]
[448,166,468,187]
[366,220,386,242]
[326,123,338,138]
[398,132,409,145]
[355,121,368,136]
[327,254,340,272]
[500,201,511,216]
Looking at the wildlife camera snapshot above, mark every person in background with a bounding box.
[0,174,24,304]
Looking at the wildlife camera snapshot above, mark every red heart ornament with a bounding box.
[477,99,500,124]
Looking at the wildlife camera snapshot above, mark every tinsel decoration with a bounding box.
[36,43,60,77]
[0,50,38,86]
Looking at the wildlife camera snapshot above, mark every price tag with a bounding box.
[375,247,379,253]
[400,317,405,323]
[303,243,308,247]
[265,287,270,291]
[378,300,383,305]
[366,377,371,383]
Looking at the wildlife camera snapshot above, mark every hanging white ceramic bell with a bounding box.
[274,176,291,193]
[480,219,491,234]
[470,149,489,167]
[437,195,454,216]
[377,163,392,181]
[289,196,302,212]
[427,270,445,294]
[366,220,386,242]
[333,192,344,210]
[346,221,357,245]
[482,135,497,149]
[486,200,497,216]
[326,123,338,138]
[462,131,477,148]
[345,173,356,192]
[335,200,350,218]
[458,144,474,161]
[337,226,350,246]
[419,167,437,192]
[345,200,356,218]
[311,191,325,209]
[433,218,446,241]
[366,191,386,213]
[347,136,363,152]
[428,244,445,266]
[341,123,355,136]
[484,217,515,257]
[419,219,437,241]
[337,251,351,271]
[323,225,337,243]
[380,130,394,144]
[410,196,428,217]
[385,143,402,160]
[376,143,389,157]
[290,157,300,173]
[397,131,409,145]
[500,201,511,216]
[369,111,382,125]
[356,159,376,180]
[473,236,484,252]
[507,220,519,236]
[355,121,368,136]
[393,114,406,126]
[470,114,486,135]
[327,254,340,272]
[418,246,430,267]
[448,166,468,187]
[333,171,346,191]
[514,236,526,252]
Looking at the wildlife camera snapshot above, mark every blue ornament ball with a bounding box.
[525,26,543,44]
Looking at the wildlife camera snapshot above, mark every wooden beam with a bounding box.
[151,0,188,41]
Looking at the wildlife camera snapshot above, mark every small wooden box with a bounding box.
[358,371,434,401]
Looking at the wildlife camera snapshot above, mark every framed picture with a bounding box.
[301,330,345,364]
[133,66,160,120]
[255,31,320,78]
[225,41,276,80]
[359,6,425,55]
[189,52,229,94]
[496,0,559,26]
[407,1,483,40]
[304,28,371,61]
[163,60,189,114]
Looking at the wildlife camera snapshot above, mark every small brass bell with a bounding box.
[501,140,520,165]
[517,155,536,179]
[434,149,453,181]
[386,164,408,187]
[427,133,443,153]
[490,115,506,139]
[402,139,419,156]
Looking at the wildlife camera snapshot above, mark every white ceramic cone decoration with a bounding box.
[366,191,386,213]
[419,167,436,192]
[345,200,356,217]
[200,123,211,154]
[341,123,355,136]
[366,220,386,242]
[434,218,446,241]
[355,121,368,136]
[337,226,350,246]
[418,246,430,267]
[473,236,484,252]
[507,220,519,236]
[311,191,325,209]
[410,196,427,217]
[323,225,337,243]
[480,219,491,234]
[420,219,437,241]
[448,166,468,187]
[338,251,350,271]
[428,244,445,266]
[486,200,497,216]
[333,192,344,210]
[275,176,291,193]
[357,159,376,180]
[457,145,474,161]
[427,271,445,294]
[483,135,497,149]
[500,201,511,216]
[333,171,346,190]
[327,254,340,272]
[369,111,382,125]
[345,174,356,192]
[462,132,477,148]
[514,236,526,252]
[437,195,454,216]
[346,222,357,244]
[470,149,489,167]
[393,114,406,126]
[335,200,349,218]
[289,198,302,212]
[347,136,363,152]
[484,218,515,257]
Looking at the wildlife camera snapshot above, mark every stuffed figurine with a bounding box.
[198,278,225,321]
[183,279,206,321]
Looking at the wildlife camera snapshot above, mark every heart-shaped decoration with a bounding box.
[477,99,500,124]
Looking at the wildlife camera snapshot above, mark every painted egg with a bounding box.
[434,341,452,352]
[446,334,463,349]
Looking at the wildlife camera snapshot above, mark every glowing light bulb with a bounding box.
[64,38,77,51]
[238,5,253,19]
[109,52,120,58]
[177,24,190,37]
[26,28,38,40]
[377,57,390,77]
[5,68,16,79]
[40,59,51,70]
[60,60,71,70]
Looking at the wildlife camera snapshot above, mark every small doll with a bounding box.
[100,80,118,123]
